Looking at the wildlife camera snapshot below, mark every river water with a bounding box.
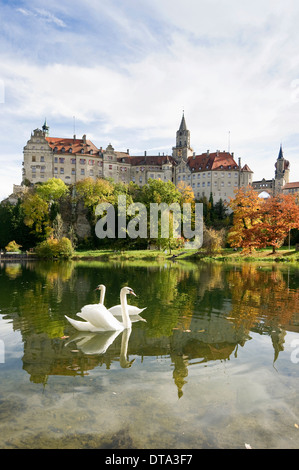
[0,259,298,449]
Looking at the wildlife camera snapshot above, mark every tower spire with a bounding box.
[42,118,49,137]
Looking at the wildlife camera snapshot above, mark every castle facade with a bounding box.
[22,115,253,203]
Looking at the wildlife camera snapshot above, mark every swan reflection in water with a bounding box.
[65,328,135,368]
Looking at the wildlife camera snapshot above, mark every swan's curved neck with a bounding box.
[120,290,132,329]
[99,286,106,305]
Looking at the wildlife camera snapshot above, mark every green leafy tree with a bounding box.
[36,178,69,202]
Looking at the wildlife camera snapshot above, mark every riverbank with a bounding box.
[72,247,299,263]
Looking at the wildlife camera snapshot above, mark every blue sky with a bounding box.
[1,0,299,200]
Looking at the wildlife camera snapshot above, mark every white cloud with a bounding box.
[0,0,299,200]
[16,6,66,27]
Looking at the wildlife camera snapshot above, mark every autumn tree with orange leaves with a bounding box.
[228,187,299,253]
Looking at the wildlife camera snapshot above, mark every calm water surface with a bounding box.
[0,259,298,449]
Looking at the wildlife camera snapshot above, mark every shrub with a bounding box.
[5,241,22,253]
[36,237,74,259]
[202,227,226,255]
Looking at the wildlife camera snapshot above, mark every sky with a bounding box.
[0,0,299,201]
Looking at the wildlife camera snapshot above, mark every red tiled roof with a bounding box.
[118,155,176,167]
[282,182,299,189]
[187,151,239,171]
[241,164,253,172]
[46,136,101,154]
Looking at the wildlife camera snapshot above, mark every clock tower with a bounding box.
[172,113,193,162]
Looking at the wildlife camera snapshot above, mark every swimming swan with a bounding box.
[95,284,147,321]
[65,287,137,332]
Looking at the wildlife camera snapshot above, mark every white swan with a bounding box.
[95,284,146,319]
[65,286,136,332]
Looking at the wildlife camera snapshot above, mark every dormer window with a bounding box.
[80,148,84,154]
[61,147,65,153]
[54,147,58,153]
[89,150,93,155]
[69,148,72,153]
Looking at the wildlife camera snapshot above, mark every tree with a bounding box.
[21,192,52,240]
[228,187,263,253]
[228,188,299,254]
[36,178,69,202]
[202,226,226,256]
[75,177,115,211]
[259,194,299,253]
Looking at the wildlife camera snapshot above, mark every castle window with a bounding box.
[72,169,75,175]
[41,166,45,173]
[89,170,94,176]
[197,182,200,187]
[109,164,112,170]
[80,159,86,165]
[60,168,64,174]
[71,158,76,164]
[207,181,210,186]
[228,172,231,177]
[32,166,36,172]
[197,174,200,178]
[32,156,36,162]
[59,157,65,163]
[81,169,85,175]
[235,172,238,177]
[54,167,58,174]
[40,156,44,162]
[54,157,58,163]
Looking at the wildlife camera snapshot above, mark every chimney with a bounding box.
[82,134,86,144]
[73,134,76,141]
[207,150,209,155]
[144,151,147,156]
[127,149,129,155]
[238,157,241,169]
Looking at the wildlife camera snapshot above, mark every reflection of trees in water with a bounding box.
[1,261,299,397]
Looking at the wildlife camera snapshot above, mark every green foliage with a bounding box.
[5,240,22,252]
[0,200,37,250]
[36,178,69,201]
[35,237,74,259]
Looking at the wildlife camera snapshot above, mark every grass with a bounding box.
[72,246,299,263]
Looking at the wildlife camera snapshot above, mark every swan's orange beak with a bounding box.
[130,290,137,296]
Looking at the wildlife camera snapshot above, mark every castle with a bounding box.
[21,114,256,204]
[19,114,299,203]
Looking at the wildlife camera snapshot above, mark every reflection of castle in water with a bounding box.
[5,262,299,397]
[21,312,292,397]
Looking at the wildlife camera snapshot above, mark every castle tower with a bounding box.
[42,118,49,137]
[274,144,290,193]
[172,113,193,161]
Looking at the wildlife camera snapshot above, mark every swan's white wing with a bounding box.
[77,304,123,330]
[65,315,99,332]
[108,305,146,316]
